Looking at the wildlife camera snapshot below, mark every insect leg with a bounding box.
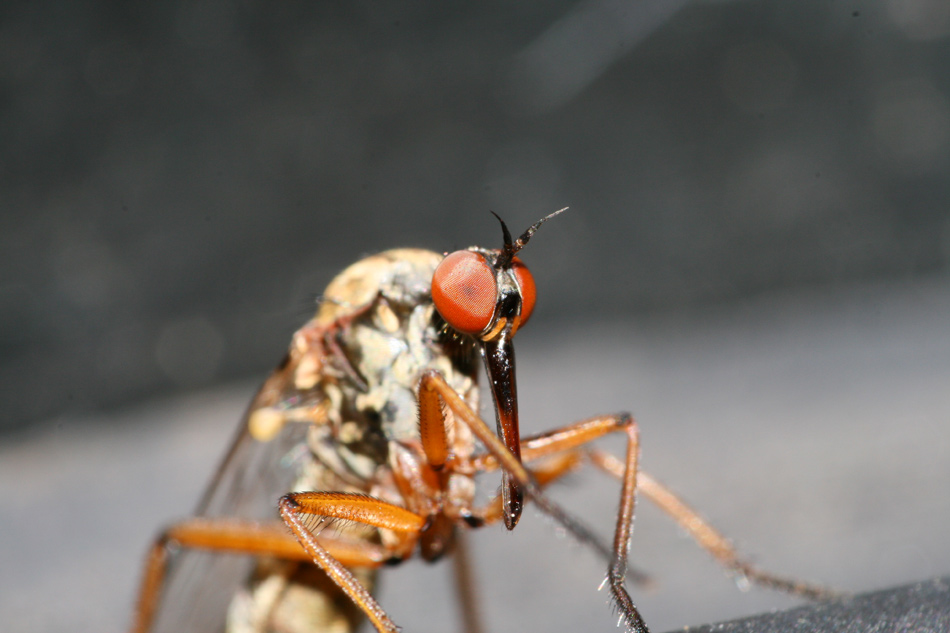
[129,518,390,633]
[419,373,582,632]
[451,530,485,633]
[278,492,427,633]
[473,451,585,525]
[471,414,637,471]
[419,370,650,633]
[588,450,840,600]
[482,414,838,604]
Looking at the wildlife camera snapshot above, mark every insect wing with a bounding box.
[150,363,318,633]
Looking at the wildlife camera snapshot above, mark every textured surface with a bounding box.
[3,276,948,633]
[683,578,950,633]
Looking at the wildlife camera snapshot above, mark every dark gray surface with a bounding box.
[2,276,948,633]
[4,1,950,430]
[681,577,950,633]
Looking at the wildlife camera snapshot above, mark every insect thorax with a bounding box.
[228,249,483,633]
[303,248,481,487]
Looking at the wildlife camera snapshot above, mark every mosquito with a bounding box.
[129,209,833,633]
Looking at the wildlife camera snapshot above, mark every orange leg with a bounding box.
[589,450,839,600]
[474,451,584,525]
[419,372,583,632]
[278,492,427,633]
[275,372,590,633]
[419,371,651,633]
[477,413,837,600]
[129,518,390,633]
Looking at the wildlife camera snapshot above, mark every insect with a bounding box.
[130,210,832,633]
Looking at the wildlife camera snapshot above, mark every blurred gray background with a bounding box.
[3,0,949,430]
[2,2,950,633]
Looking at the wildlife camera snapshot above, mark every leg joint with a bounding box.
[278,493,300,511]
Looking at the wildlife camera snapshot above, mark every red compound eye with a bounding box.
[432,251,497,335]
[510,257,536,327]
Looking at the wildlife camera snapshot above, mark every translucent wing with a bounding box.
[151,355,323,633]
